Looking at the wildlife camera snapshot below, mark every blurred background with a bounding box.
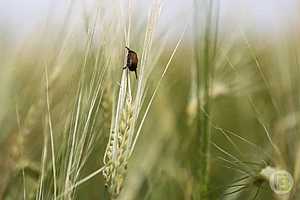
[0,0,300,200]
[1,0,300,43]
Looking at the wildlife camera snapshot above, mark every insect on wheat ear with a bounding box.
[123,46,138,79]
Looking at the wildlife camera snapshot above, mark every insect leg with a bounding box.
[134,70,138,79]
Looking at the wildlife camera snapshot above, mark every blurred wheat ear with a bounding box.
[192,0,220,199]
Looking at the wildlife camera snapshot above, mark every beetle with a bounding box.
[123,47,138,79]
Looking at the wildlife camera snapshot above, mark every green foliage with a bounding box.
[0,0,299,200]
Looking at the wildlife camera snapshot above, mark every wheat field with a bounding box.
[0,0,299,199]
